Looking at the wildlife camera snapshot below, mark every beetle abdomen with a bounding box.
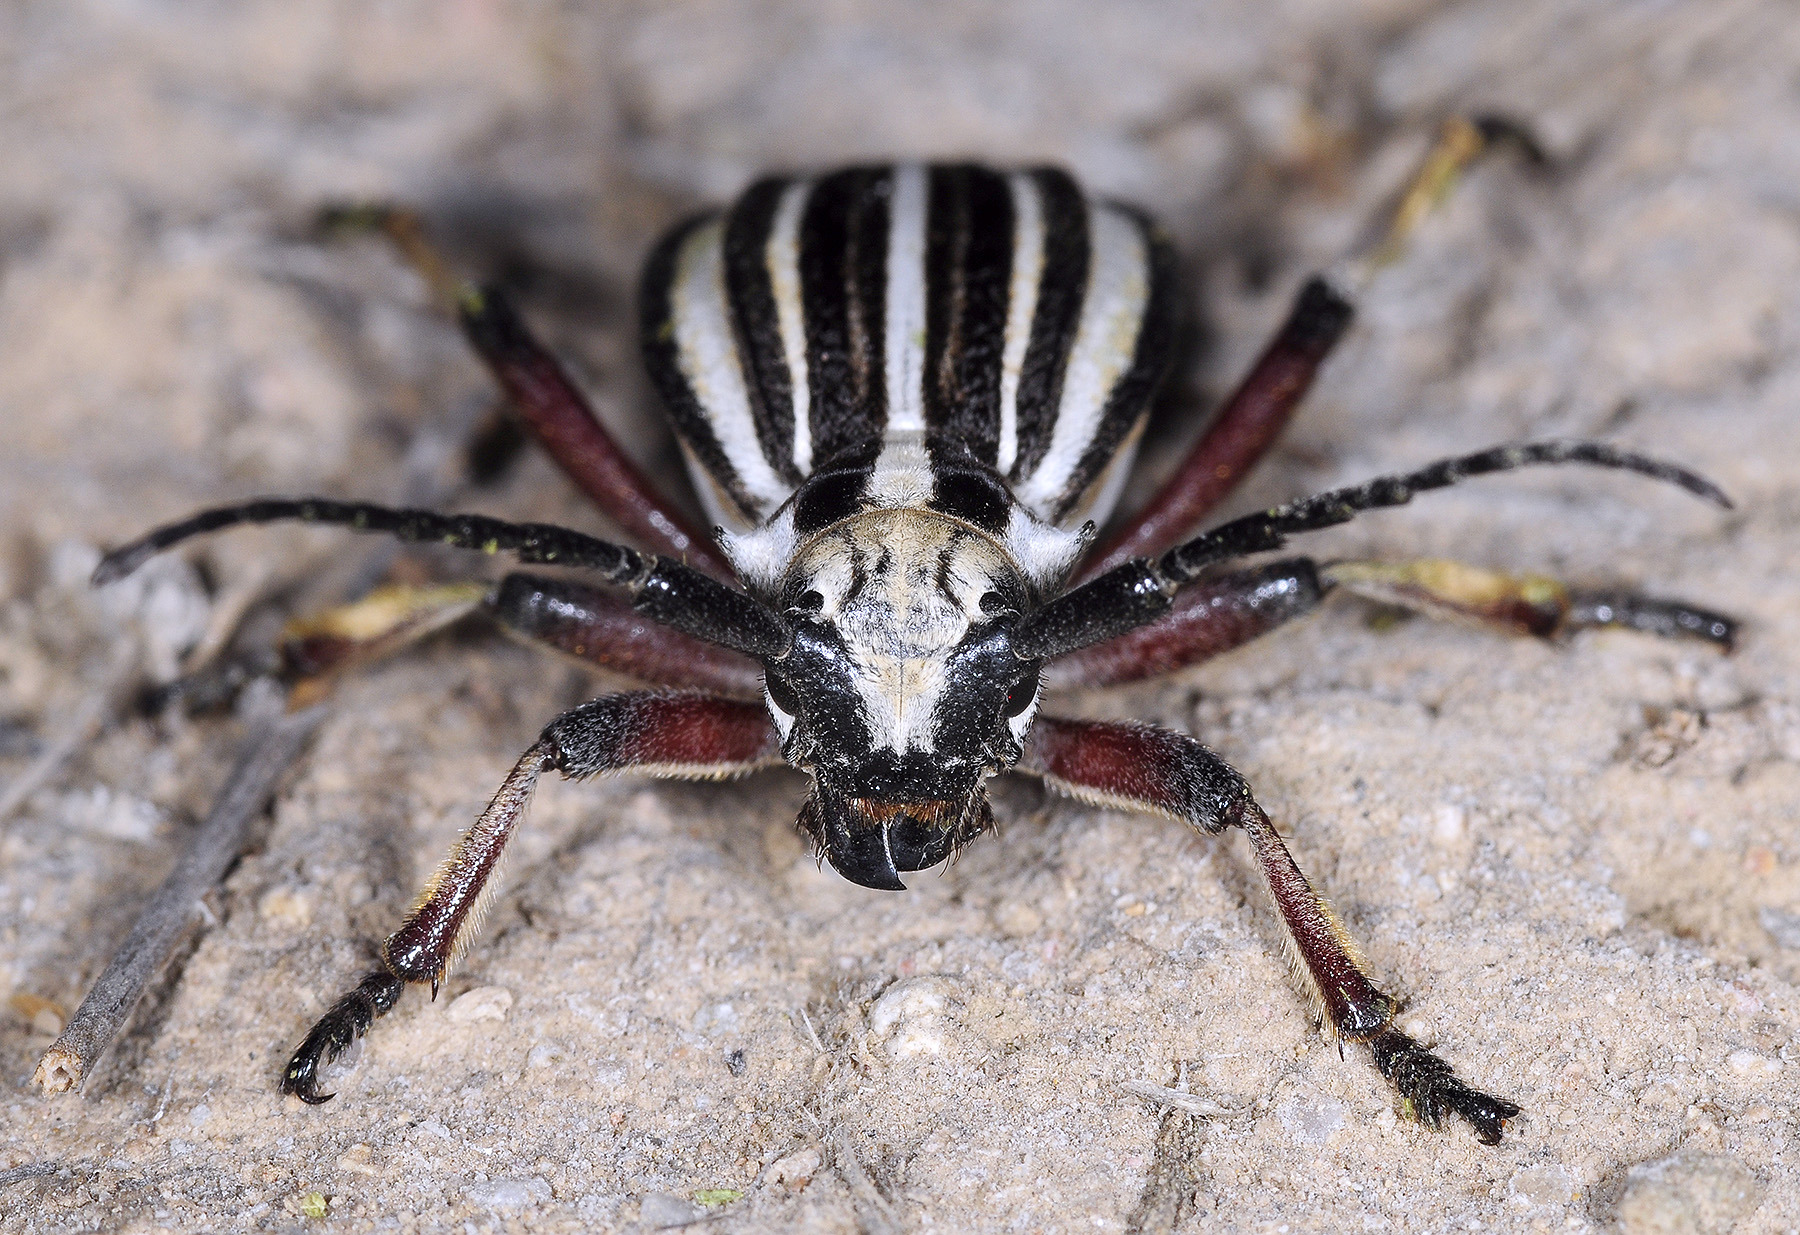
[640,163,1179,535]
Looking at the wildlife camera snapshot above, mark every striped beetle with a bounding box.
[99,146,1735,1144]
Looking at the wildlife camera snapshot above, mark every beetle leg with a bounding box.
[274,582,489,707]
[457,286,734,578]
[319,205,730,577]
[1043,551,1736,691]
[1322,558,1737,649]
[1043,559,1325,689]
[277,572,765,703]
[1086,116,1544,577]
[489,572,765,696]
[281,692,780,1104]
[1018,716,1521,1144]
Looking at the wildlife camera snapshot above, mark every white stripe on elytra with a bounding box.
[671,218,789,511]
[1015,203,1148,516]
[767,179,815,476]
[998,172,1046,476]
[866,430,935,509]
[883,164,929,435]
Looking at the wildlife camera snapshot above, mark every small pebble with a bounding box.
[1275,1087,1345,1146]
[869,978,952,1059]
[1725,1049,1779,1076]
[1509,1163,1578,1207]
[765,1145,822,1190]
[994,901,1042,936]
[466,1177,551,1209]
[335,1144,377,1177]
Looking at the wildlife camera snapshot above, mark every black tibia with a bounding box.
[280,972,404,1104]
[280,694,779,1103]
[93,498,790,659]
[491,573,765,695]
[1015,440,1731,659]
[1566,591,1737,649]
[1020,717,1521,1142]
[1369,1026,1521,1145]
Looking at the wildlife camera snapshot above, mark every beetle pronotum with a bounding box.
[97,143,1735,1144]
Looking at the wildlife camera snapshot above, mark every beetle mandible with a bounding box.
[98,132,1736,1144]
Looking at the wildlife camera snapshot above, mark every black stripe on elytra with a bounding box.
[923,164,1014,465]
[800,166,892,465]
[1009,168,1090,484]
[723,175,805,487]
[925,436,1011,534]
[639,212,757,518]
[1052,207,1181,520]
[792,437,881,534]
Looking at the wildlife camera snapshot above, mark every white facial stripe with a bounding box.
[999,172,1046,476]
[767,179,815,475]
[1016,203,1148,512]
[884,164,929,435]
[672,219,790,509]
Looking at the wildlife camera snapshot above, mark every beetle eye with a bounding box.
[1003,666,1041,718]
[980,590,1009,615]
[765,672,802,716]
[792,589,824,614]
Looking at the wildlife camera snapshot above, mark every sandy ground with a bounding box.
[2,1,1798,1231]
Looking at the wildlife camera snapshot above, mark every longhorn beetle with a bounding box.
[97,139,1737,1145]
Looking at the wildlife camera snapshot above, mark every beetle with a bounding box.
[96,150,1736,1145]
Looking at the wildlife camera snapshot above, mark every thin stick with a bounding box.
[33,704,327,1094]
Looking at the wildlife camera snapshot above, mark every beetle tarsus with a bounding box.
[1367,1026,1521,1144]
[281,970,405,1104]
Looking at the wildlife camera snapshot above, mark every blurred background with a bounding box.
[2,3,1797,1231]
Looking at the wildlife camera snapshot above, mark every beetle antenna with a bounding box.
[92,499,652,586]
[1017,441,1731,660]
[1157,440,1730,584]
[93,498,790,659]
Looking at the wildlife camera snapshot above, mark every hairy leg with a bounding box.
[281,692,779,1103]
[1018,715,1520,1143]
[1085,117,1542,578]
[1042,551,1735,691]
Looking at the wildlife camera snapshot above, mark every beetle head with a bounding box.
[763,511,1043,889]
